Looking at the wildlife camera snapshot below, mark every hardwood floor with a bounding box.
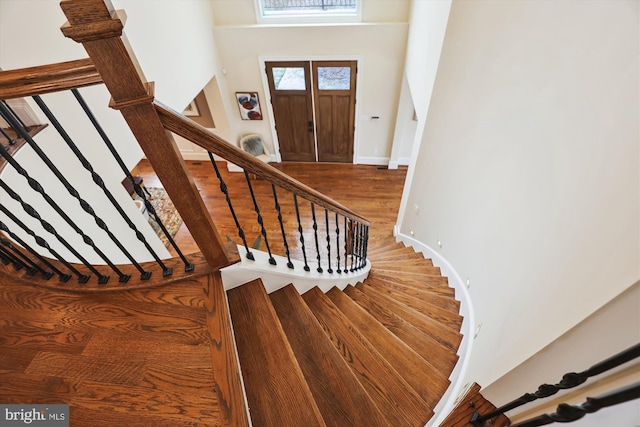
[0,160,408,426]
[138,160,408,262]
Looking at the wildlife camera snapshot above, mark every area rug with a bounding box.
[144,187,183,247]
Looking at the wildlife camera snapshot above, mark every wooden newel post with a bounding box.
[59,0,238,270]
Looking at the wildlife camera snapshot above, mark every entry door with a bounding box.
[266,60,357,163]
[313,60,357,163]
[265,61,315,162]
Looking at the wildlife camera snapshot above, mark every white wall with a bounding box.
[110,0,220,111]
[211,0,409,163]
[399,0,640,395]
[394,0,451,217]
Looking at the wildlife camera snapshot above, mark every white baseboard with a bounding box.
[388,157,411,169]
[356,156,389,166]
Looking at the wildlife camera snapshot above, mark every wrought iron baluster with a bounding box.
[72,89,188,273]
[0,208,73,280]
[294,194,310,272]
[208,153,254,260]
[34,95,153,280]
[343,217,348,273]
[0,103,120,283]
[350,220,356,272]
[272,185,294,269]
[311,203,323,273]
[358,222,365,270]
[362,225,369,269]
[325,208,333,273]
[244,171,276,265]
[354,222,361,270]
[0,232,49,278]
[335,213,341,273]
[0,181,97,283]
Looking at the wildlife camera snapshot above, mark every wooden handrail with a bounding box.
[0,58,102,100]
[155,101,371,226]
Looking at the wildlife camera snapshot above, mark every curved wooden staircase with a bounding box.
[227,237,463,427]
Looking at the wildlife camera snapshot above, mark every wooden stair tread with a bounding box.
[302,287,433,427]
[365,277,461,312]
[227,280,326,427]
[356,283,462,351]
[371,258,434,267]
[367,247,418,259]
[367,246,424,257]
[360,282,463,330]
[368,271,453,291]
[269,285,390,427]
[326,287,448,409]
[372,265,444,276]
[366,241,406,256]
[344,286,459,375]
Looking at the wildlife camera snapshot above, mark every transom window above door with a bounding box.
[255,0,361,24]
[270,66,352,91]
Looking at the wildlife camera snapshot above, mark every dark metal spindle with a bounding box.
[362,225,370,269]
[0,181,98,283]
[208,153,254,260]
[244,171,276,265]
[0,233,48,277]
[311,203,323,273]
[325,208,333,273]
[33,95,153,280]
[0,103,120,283]
[0,209,73,281]
[71,89,182,275]
[71,89,180,277]
[294,194,310,272]
[335,213,341,273]
[350,221,356,272]
[353,222,358,271]
[272,185,294,269]
[343,217,348,273]
[358,222,365,270]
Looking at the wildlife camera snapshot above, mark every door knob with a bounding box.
[308,121,314,132]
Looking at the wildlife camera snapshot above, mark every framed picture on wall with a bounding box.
[236,92,262,120]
